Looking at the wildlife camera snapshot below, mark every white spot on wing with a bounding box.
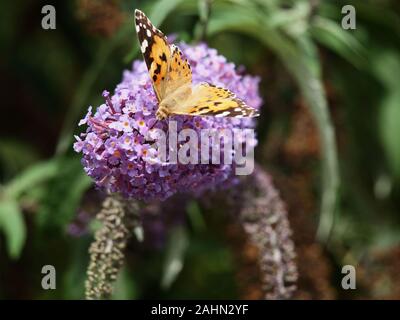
[215,111,231,117]
[141,39,148,53]
[146,29,151,37]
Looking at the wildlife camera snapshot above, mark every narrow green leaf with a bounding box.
[35,158,93,229]
[113,267,137,300]
[380,94,400,179]
[56,23,133,155]
[373,52,400,179]
[0,139,39,177]
[161,226,189,290]
[57,172,92,226]
[351,1,400,38]
[5,159,60,198]
[186,200,206,232]
[0,199,26,258]
[207,3,339,242]
[310,17,368,69]
[267,1,310,32]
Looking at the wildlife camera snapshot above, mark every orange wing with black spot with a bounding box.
[135,9,171,101]
[164,44,192,97]
[135,10,258,119]
[173,83,259,118]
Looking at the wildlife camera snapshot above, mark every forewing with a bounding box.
[164,44,192,97]
[135,9,170,101]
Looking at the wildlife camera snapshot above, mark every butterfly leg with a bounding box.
[156,107,168,120]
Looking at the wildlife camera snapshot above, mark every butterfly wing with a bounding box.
[135,10,257,119]
[170,83,259,118]
[135,9,171,101]
[164,44,192,97]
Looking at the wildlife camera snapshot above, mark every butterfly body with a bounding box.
[157,84,192,120]
[134,9,259,119]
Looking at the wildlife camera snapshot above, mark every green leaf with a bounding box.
[63,237,91,299]
[310,17,368,69]
[380,94,400,179]
[0,139,39,178]
[57,172,92,225]
[206,2,339,242]
[351,1,400,38]
[56,23,133,155]
[0,198,26,259]
[161,226,189,290]
[5,159,60,198]
[186,200,205,232]
[35,158,92,229]
[113,267,137,300]
[267,0,310,33]
[373,52,400,179]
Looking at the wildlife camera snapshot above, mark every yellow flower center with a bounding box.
[113,150,121,158]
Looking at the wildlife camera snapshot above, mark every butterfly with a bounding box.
[134,9,259,120]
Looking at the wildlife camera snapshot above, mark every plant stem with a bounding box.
[194,0,212,42]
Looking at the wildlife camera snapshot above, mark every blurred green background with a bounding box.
[1,0,400,299]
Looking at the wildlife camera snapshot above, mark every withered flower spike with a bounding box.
[236,166,298,299]
[85,195,140,300]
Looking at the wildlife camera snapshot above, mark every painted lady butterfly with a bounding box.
[135,9,259,120]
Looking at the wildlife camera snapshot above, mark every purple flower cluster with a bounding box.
[74,43,262,201]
